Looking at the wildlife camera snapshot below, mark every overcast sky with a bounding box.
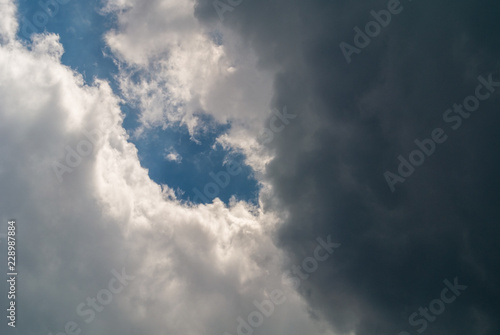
[0,0,499,334]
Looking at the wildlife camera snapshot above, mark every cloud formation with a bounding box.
[2,0,500,334]
[192,0,500,334]
[0,1,337,334]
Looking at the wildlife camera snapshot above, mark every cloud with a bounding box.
[164,147,182,163]
[0,1,338,334]
[0,0,17,44]
[4,0,499,334]
[103,0,275,151]
[189,0,500,334]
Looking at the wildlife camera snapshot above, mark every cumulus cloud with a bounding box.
[164,147,182,163]
[4,0,499,334]
[103,0,275,153]
[0,1,337,334]
[0,0,17,44]
[191,0,500,334]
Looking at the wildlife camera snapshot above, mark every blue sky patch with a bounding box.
[15,0,259,205]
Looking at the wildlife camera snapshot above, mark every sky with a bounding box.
[0,0,499,335]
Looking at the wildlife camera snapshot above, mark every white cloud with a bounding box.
[0,0,17,44]
[103,0,278,173]
[164,147,182,163]
[0,2,336,334]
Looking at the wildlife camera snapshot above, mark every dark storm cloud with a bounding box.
[195,0,500,334]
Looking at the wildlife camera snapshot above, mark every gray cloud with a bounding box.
[193,0,500,334]
[2,0,500,334]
